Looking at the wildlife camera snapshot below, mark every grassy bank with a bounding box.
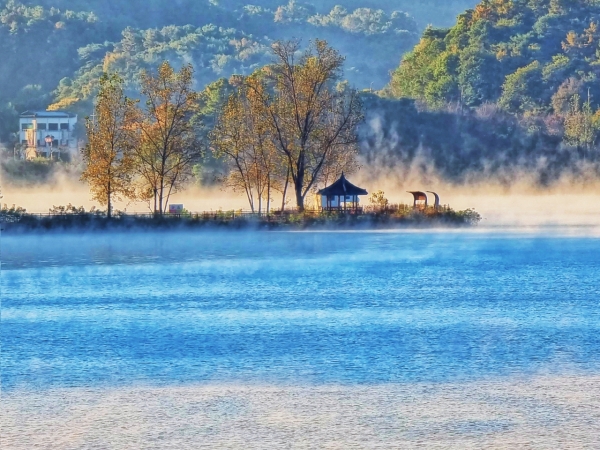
[1,205,481,233]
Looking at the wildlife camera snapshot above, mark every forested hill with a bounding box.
[0,0,477,141]
[363,0,600,185]
[389,0,600,113]
[15,1,478,29]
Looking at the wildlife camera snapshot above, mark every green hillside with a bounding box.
[389,0,600,113]
[16,0,477,29]
[364,0,600,185]
[3,0,598,187]
[4,0,474,141]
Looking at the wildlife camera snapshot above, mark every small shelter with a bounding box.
[408,191,428,209]
[427,191,440,210]
[318,173,368,211]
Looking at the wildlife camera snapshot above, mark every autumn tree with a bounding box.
[81,73,137,218]
[251,39,363,211]
[211,76,283,213]
[564,93,599,161]
[369,190,389,211]
[135,61,202,214]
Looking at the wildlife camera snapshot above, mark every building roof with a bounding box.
[317,173,368,196]
[20,110,76,119]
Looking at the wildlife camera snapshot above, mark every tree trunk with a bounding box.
[159,183,164,215]
[281,168,289,212]
[160,149,167,215]
[107,179,111,219]
[153,188,157,215]
[247,189,255,213]
[295,160,305,212]
[295,184,304,212]
[266,177,271,215]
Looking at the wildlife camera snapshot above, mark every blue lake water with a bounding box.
[3,230,600,391]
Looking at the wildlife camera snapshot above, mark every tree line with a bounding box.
[82,40,363,216]
[386,0,600,163]
[371,0,600,181]
[0,0,428,143]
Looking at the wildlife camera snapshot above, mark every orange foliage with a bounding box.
[472,0,515,23]
[562,23,599,53]
[472,4,493,22]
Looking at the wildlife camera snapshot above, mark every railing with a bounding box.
[19,210,320,219]
[1,204,458,225]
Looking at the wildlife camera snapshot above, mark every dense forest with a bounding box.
[3,0,600,190]
[379,0,600,183]
[0,0,478,143]
[389,0,600,112]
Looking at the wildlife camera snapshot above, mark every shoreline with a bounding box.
[0,209,482,234]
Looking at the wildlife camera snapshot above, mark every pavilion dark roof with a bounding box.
[317,173,368,196]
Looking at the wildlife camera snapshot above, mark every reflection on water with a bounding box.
[2,231,600,448]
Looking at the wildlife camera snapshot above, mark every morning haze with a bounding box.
[1,1,600,449]
[2,0,600,224]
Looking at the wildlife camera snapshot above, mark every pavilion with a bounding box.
[317,173,368,211]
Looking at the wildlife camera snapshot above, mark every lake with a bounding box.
[2,230,600,448]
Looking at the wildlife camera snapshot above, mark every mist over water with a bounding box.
[5,172,600,235]
[2,230,600,447]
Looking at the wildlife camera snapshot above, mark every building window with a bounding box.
[60,123,69,130]
[38,123,47,130]
[21,140,27,144]
[22,123,33,130]
[49,123,59,131]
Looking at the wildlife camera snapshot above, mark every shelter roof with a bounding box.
[408,191,427,201]
[318,173,368,196]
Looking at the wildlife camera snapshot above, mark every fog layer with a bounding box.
[5,171,600,229]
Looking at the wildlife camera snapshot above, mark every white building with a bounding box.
[19,110,78,160]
